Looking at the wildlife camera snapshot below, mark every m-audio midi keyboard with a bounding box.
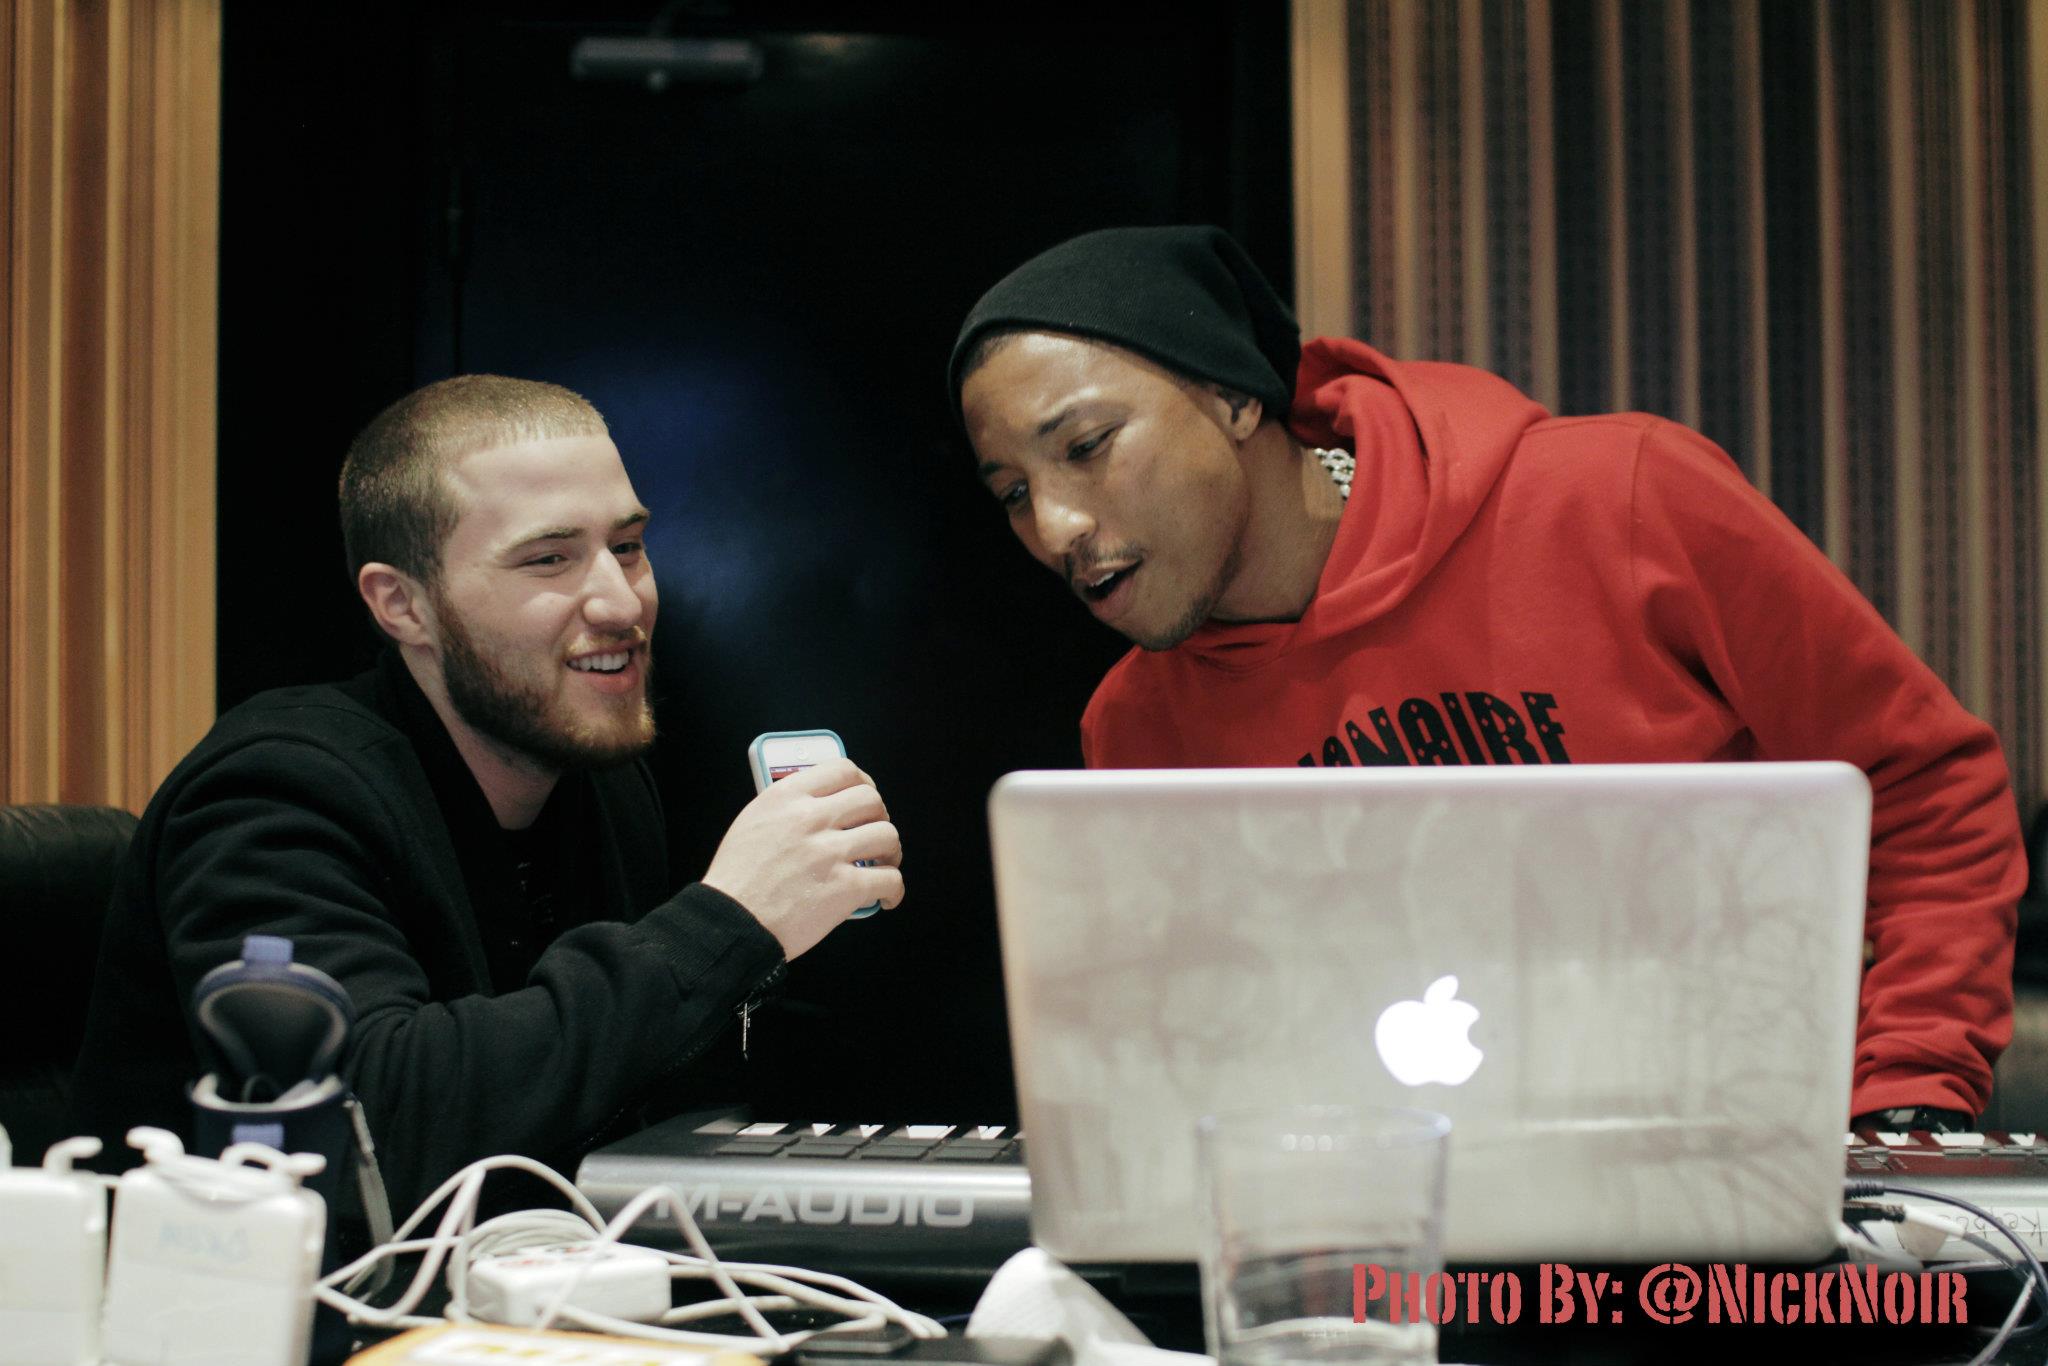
[576,1115,1031,1281]
[576,1119,2048,1278]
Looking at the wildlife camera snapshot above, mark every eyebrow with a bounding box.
[500,508,650,556]
[1034,404,1080,438]
[977,405,1088,481]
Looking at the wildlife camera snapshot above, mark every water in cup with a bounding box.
[1198,1106,1450,1366]
[1211,1246,1436,1366]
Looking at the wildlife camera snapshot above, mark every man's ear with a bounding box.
[1207,386,1264,441]
[357,563,435,647]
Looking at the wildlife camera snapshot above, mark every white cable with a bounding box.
[1963,1265,2034,1366]
[449,1208,604,1324]
[706,1254,947,1331]
[1854,1180,2048,1360]
[680,1264,936,1334]
[312,1152,950,1354]
[318,1154,593,1326]
[660,1294,804,1324]
[1835,1218,1923,1273]
[559,1180,945,1348]
[579,1185,780,1340]
[1950,1226,2041,1366]
[581,1184,946,1342]
[557,1301,861,1351]
[1844,1195,2044,1365]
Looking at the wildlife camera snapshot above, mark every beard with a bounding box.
[434,594,656,771]
[1133,538,1244,652]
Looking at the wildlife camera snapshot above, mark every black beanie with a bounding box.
[949,225,1301,423]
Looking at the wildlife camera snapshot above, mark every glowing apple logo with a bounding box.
[1374,975,1484,1086]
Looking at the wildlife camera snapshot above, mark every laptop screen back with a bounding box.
[988,763,1871,1262]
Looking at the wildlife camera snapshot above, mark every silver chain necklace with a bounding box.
[1312,446,1355,501]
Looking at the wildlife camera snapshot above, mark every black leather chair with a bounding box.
[0,803,137,1166]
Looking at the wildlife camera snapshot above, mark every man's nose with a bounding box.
[1033,494,1097,562]
[583,550,642,628]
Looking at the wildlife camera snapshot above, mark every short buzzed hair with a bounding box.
[338,374,608,587]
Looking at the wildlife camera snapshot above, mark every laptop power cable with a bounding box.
[318,1150,953,1354]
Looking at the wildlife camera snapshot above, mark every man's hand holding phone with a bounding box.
[703,756,903,960]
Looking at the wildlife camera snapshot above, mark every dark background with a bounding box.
[216,1,1293,1122]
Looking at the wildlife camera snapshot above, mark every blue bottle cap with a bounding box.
[240,935,294,965]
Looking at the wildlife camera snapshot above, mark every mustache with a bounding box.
[1063,546,1140,588]
[567,627,650,653]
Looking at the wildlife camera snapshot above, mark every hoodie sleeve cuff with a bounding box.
[630,881,786,1004]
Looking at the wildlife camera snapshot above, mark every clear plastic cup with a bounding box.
[1197,1104,1451,1366]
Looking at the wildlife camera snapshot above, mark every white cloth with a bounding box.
[967,1247,1213,1366]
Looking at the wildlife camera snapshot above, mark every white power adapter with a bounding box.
[100,1127,327,1366]
[464,1241,673,1327]
[0,1133,108,1366]
[1896,1208,1969,1260]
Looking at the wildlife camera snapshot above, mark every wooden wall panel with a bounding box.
[3,0,219,811]
[1294,0,2046,813]
[1293,0,1354,340]
[0,0,9,799]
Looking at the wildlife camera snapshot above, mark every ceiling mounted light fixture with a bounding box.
[569,34,764,91]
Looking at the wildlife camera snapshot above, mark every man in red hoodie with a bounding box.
[951,225,2026,1133]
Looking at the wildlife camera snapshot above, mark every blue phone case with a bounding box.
[748,729,881,919]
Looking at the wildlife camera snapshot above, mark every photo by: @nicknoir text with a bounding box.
[1351,1262,1971,1330]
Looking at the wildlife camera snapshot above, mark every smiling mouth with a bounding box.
[567,648,635,675]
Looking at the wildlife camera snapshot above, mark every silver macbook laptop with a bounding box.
[987,763,1871,1263]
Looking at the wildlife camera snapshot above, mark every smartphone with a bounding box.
[747,729,881,919]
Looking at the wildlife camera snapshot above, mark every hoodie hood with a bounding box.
[1176,337,1550,668]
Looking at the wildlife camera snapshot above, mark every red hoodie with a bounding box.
[1081,337,2026,1117]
